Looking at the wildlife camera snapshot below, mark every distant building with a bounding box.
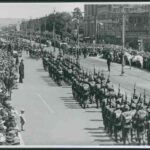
[84,4,150,51]
[16,21,21,31]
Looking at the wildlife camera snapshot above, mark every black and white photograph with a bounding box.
[0,1,150,147]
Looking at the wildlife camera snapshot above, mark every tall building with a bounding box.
[84,4,150,50]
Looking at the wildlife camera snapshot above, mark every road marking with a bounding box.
[37,94,55,114]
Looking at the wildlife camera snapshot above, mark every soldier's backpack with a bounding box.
[83,83,89,91]
[122,111,132,128]
[137,110,147,124]
[114,109,122,126]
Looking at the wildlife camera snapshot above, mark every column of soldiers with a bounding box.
[42,49,150,145]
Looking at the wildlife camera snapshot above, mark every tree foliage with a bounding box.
[20,7,84,41]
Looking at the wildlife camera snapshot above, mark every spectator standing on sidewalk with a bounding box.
[107,52,112,72]
[15,55,19,72]
[19,59,24,83]
[19,110,26,131]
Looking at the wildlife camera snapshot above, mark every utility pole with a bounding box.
[121,6,125,76]
[94,5,97,44]
[25,21,27,39]
[45,15,47,39]
[53,9,56,52]
[30,18,32,44]
[38,19,41,48]
[77,18,79,60]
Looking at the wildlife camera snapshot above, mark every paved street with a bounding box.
[10,48,150,146]
[11,51,116,146]
[2,3,150,147]
[80,56,150,100]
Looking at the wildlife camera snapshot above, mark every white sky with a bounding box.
[0,3,85,19]
[0,2,149,19]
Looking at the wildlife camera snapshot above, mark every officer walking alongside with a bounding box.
[19,59,24,83]
[107,52,112,72]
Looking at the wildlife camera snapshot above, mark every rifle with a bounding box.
[133,83,136,98]
[144,89,146,104]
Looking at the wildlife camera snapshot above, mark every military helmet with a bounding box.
[147,108,150,113]
[116,104,121,109]
[137,103,142,110]
[131,103,136,109]
[124,104,130,111]
[133,94,138,99]
[107,78,110,83]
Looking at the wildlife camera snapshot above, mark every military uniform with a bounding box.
[107,53,112,72]
[19,60,24,83]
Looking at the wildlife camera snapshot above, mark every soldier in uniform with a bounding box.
[135,104,147,144]
[113,104,122,142]
[146,108,150,145]
[107,52,112,72]
[121,105,132,145]
[89,75,96,104]
[15,55,19,72]
[19,59,24,83]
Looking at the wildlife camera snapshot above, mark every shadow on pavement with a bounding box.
[64,104,81,109]
[36,68,45,72]
[60,96,74,99]
[88,131,105,134]
[85,110,101,113]
[60,96,82,109]
[84,127,104,131]
[62,86,71,88]
[41,75,58,87]
[84,127,117,145]
[94,138,113,142]
[90,119,103,122]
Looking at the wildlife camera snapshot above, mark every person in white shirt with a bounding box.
[19,110,26,131]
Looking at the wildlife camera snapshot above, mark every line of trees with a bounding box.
[20,7,84,41]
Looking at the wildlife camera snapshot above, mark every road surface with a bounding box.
[11,51,116,146]
[11,44,150,146]
[79,56,150,101]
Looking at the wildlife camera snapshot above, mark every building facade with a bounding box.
[84,4,150,51]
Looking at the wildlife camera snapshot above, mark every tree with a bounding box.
[73,7,83,19]
[72,7,84,42]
